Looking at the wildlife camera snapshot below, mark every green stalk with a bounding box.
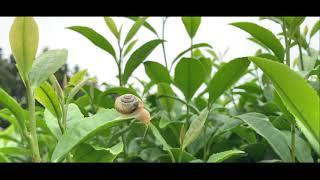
[298,42,304,71]
[25,80,41,162]
[160,17,169,69]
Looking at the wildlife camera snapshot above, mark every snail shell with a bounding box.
[115,94,151,125]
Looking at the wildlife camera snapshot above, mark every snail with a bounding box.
[115,94,151,125]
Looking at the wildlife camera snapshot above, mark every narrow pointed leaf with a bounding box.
[181,17,201,39]
[310,20,320,38]
[104,17,119,39]
[208,150,245,162]
[127,17,158,36]
[124,17,148,45]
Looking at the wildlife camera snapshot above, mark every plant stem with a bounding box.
[25,80,41,162]
[190,38,194,57]
[160,17,169,69]
[298,42,304,71]
[117,36,124,87]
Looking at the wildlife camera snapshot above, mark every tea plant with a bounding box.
[0,16,319,163]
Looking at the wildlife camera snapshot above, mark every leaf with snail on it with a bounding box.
[174,58,206,101]
[122,39,163,84]
[51,109,131,162]
[144,61,172,84]
[249,56,320,155]
[182,108,209,150]
[67,26,116,59]
[208,57,250,105]
[207,149,245,162]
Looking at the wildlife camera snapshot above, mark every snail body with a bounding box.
[115,94,151,125]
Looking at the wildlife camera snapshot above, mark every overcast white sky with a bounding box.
[0,17,319,88]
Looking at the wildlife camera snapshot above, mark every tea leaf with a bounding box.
[208,57,250,104]
[69,70,87,86]
[35,81,62,120]
[231,22,284,62]
[51,109,130,162]
[104,17,119,39]
[127,17,158,36]
[237,113,292,162]
[0,147,30,156]
[0,88,26,136]
[171,148,196,162]
[174,58,206,101]
[144,61,172,84]
[181,17,201,39]
[122,39,163,84]
[249,56,320,155]
[157,83,175,112]
[310,20,320,38]
[9,17,39,78]
[182,108,209,149]
[207,149,245,162]
[67,26,116,59]
[124,17,148,45]
[29,49,68,89]
[123,39,138,57]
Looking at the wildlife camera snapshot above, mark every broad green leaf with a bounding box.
[207,150,245,162]
[73,142,123,162]
[122,39,163,84]
[29,49,68,89]
[157,83,175,112]
[310,20,320,38]
[35,81,62,119]
[237,113,292,162]
[174,58,206,101]
[69,70,87,86]
[123,39,138,57]
[199,57,213,80]
[149,123,174,161]
[282,131,314,162]
[249,57,320,155]
[231,22,284,61]
[182,108,209,149]
[127,17,158,36]
[44,109,62,139]
[124,17,148,45]
[181,17,201,39]
[144,61,171,84]
[0,147,30,156]
[51,109,130,162]
[67,26,116,59]
[0,88,26,135]
[104,17,119,39]
[208,57,250,104]
[171,43,212,69]
[171,148,196,162]
[9,17,39,78]
[272,90,294,122]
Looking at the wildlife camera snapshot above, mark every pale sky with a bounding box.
[0,17,319,89]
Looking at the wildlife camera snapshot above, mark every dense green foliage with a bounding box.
[0,17,319,163]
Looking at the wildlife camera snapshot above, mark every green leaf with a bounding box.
[181,17,201,39]
[182,108,209,149]
[310,20,320,38]
[284,17,305,37]
[73,142,123,162]
[171,43,212,69]
[43,109,62,139]
[174,58,206,101]
[144,61,171,84]
[124,17,148,45]
[171,148,196,162]
[0,153,9,162]
[9,17,39,78]
[157,83,175,112]
[69,70,87,86]
[67,26,116,59]
[123,39,138,57]
[281,131,314,162]
[51,109,130,162]
[127,17,158,36]
[98,87,139,105]
[29,49,68,89]
[237,113,292,162]
[35,81,62,120]
[208,57,250,104]
[207,150,245,162]
[122,39,163,84]
[103,17,119,39]
[199,57,213,80]
[249,56,320,155]
[0,88,26,136]
[0,147,30,156]
[231,22,284,62]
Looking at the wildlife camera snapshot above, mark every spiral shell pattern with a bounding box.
[115,94,142,114]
